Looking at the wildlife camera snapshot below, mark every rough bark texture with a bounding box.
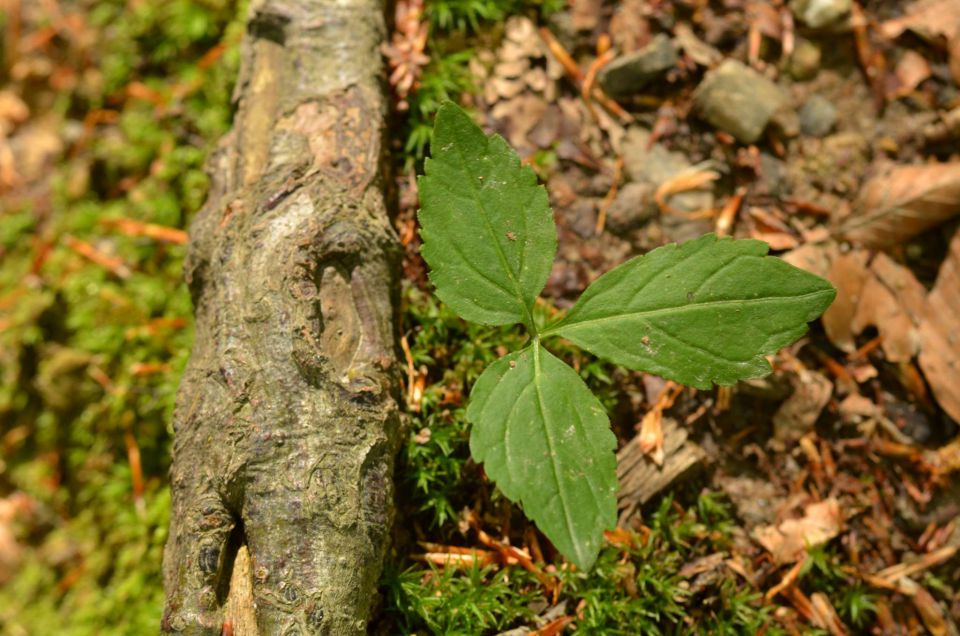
[161,1,400,634]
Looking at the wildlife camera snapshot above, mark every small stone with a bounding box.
[565,197,600,238]
[598,34,678,98]
[787,38,821,81]
[799,95,838,137]
[622,127,693,185]
[620,127,714,243]
[758,152,789,198]
[693,59,791,143]
[605,182,656,235]
[792,0,852,28]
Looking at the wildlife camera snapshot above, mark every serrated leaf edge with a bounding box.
[467,344,615,569]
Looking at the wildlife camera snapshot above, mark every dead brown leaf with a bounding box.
[882,0,960,43]
[838,393,881,422]
[754,498,843,564]
[852,252,927,362]
[822,250,871,352]
[637,408,665,466]
[919,228,960,422]
[782,241,836,279]
[678,552,726,579]
[925,436,960,478]
[637,381,683,466]
[772,370,833,450]
[881,0,960,85]
[891,50,932,98]
[840,162,960,248]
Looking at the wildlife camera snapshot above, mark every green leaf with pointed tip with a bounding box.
[418,102,556,327]
[544,234,837,389]
[467,344,617,570]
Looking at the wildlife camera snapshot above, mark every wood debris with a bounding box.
[617,417,706,526]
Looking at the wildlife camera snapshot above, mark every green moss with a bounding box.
[382,486,779,634]
[426,0,563,32]
[0,1,245,633]
[383,283,778,633]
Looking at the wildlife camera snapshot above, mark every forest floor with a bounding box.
[1,0,959,634]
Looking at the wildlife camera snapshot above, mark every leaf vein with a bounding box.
[449,136,532,325]
[554,289,833,334]
[531,346,579,563]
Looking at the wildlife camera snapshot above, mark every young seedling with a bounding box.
[417,102,836,570]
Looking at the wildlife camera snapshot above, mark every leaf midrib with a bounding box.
[450,138,535,329]
[531,344,580,565]
[543,289,833,337]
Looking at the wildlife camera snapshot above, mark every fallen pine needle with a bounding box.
[655,166,720,217]
[124,428,145,517]
[415,550,498,568]
[715,187,745,237]
[102,218,188,244]
[64,235,131,278]
[594,155,623,235]
[873,544,958,583]
[764,556,805,601]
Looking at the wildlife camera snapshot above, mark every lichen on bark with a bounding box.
[161,1,400,634]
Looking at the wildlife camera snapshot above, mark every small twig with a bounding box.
[538,27,631,124]
[400,333,416,405]
[872,545,958,584]
[102,218,188,244]
[654,166,720,217]
[637,381,683,466]
[124,428,145,518]
[714,188,746,237]
[594,156,623,235]
[467,511,558,596]
[581,48,616,122]
[764,556,806,601]
[129,362,171,375]
[780,7,795,61]
[64,235,131,278]
[539,27,582,82]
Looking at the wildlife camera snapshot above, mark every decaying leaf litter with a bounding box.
[390,0,960,632]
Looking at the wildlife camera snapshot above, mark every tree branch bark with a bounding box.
[162,1,400,633]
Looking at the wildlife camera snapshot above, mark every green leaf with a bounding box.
[544,234,836,389]
[467,344,617,570]
[418,102,556,327]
